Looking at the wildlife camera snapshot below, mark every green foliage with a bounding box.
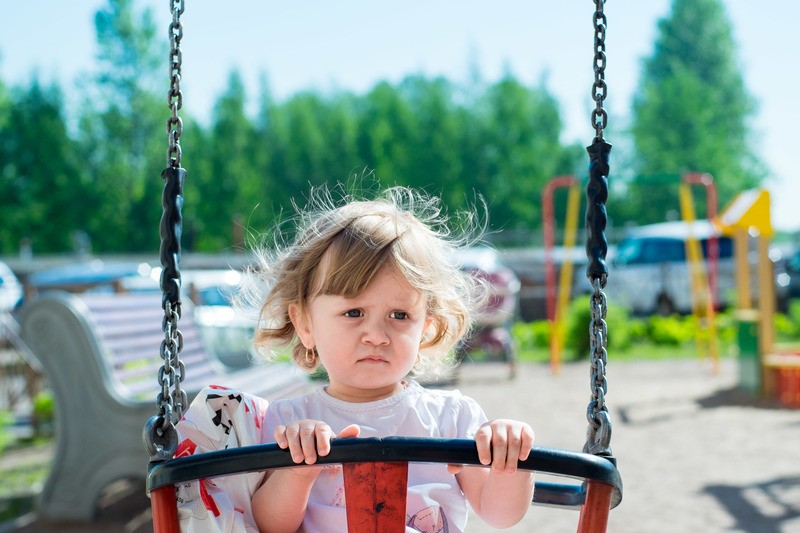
[510,320,550,353]
[0,0,766,254]
[0,0,579,254]
[775,300,800,341]
[0,410,12,453]
[626,0,764,225]
[646,315,695,345]
[711,309,739,346]
[32,391,55,438]
[562,298,639,359]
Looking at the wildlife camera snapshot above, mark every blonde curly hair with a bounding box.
[239,186,487,379]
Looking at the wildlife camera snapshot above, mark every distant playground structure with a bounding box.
[543,172,725,371]
[715,188,800,408]
[542,170,799,408]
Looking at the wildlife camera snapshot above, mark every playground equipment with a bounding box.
[542,175,582,373]
[716,188,800,407]
[143,1,623,531]
[678,172,720,371]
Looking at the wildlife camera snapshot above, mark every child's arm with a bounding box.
[252,420,360,533]
[453,419,535,529]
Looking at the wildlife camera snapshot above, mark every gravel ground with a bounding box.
[461,357,800,533]
[3,357,799,532]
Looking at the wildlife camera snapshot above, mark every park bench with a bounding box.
[19,290,308,521]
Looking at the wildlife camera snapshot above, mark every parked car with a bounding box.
[0,260,25,312]
[122,266,257,368]
[783,247,800,300]
[605,220,791,316]
[605,220,736,316]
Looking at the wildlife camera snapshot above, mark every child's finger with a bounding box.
[503,426,523,474]
[337,424,361,439]
[299,423,320,464]
[447,463,464,475]
[273,425,289,449]
[519,425,535,462]
[489,424,508,472]
[474,425,493,466]
[314,423,334,458]
[283,423,306,463]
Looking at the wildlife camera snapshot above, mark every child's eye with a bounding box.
[344,309,363,318]
[390,311,408,320]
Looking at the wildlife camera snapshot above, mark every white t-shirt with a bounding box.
[263,380,488,533]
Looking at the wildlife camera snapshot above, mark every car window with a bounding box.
[615,239,641,265]
[639,238,685,263]
[789,250,800,272]
[700,237,733,259]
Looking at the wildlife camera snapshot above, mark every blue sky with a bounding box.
[2,1,798,231]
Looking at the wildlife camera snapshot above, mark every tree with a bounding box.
[77,0,165,252]
[477,76,572,233]
[0,82,86,253]
[628,0,764,225]
[398,76,464,205]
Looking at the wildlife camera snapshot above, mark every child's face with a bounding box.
[292,266,430,402]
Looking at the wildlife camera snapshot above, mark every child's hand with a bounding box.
[274,420,360,465]
[474,419,534,475]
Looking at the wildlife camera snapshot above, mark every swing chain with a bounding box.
[584,277,612,455]
[591,0,608,141]
[584,0,613,457]
[157,300,187,429]
[167,0,184,168]
[144,0,187,462]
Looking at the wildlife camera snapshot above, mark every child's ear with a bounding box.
[288,303,313,348]
[421,314,436,346]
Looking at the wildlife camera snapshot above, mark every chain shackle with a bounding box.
[591,0,608,141]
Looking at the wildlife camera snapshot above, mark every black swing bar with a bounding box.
[147,437,622,510]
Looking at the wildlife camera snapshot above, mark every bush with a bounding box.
[510,321,550,353]
[33,391,55,438]
[562,297,639,359]
[646,315,695,346]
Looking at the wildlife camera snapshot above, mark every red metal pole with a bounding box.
[151,485,180,533]
[343,462,409,533]
[576,480,614,533]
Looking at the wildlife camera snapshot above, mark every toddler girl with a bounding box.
[249,187,534,533]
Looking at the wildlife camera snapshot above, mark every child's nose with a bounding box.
[361,323,390,345]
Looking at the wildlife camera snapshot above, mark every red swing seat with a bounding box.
[147,437,622,533]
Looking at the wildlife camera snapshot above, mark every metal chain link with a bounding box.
[584,278,612,455]
[584,0,613,457]
[167,0,185,168]
[157,301,187,429]
[145,0,187,462]
[591,0,608,141]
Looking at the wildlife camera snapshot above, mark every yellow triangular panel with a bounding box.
[715,189,773,237]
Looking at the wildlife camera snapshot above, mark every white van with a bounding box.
[605,220,734,316]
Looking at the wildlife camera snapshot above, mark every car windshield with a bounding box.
[614,239,641,265]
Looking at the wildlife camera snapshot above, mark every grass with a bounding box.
[0,438,53,522]
[0,461,50,499]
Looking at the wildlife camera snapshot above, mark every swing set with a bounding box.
[144,1,623,531]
